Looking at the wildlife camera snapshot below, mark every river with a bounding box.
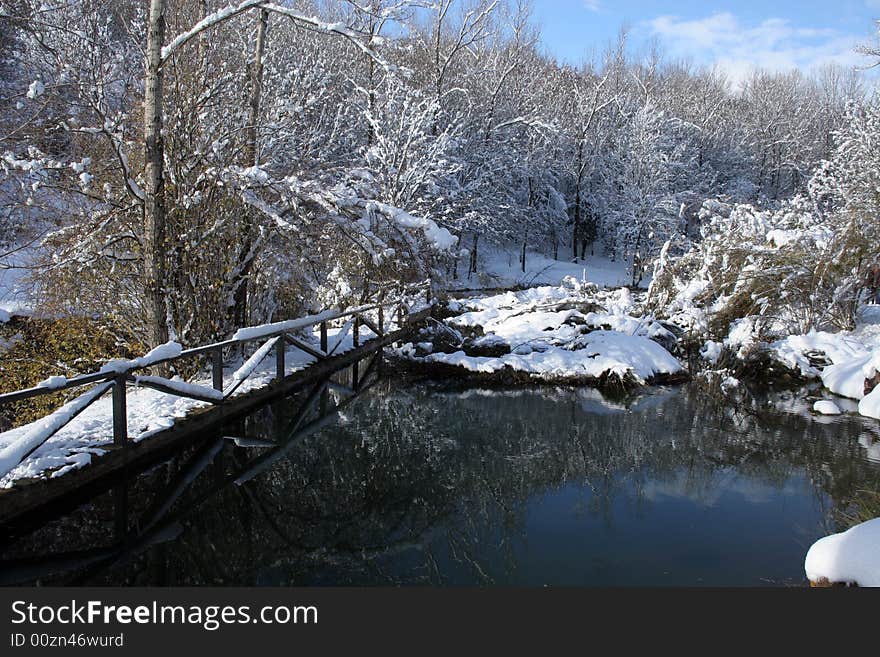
[2,374,879,586]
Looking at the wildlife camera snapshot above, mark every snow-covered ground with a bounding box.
[0,320,385,489]
[450,244,634,291]
[395,277,683,386]
[768,306,880,422]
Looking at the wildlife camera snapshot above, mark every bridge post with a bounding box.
[352,317,360,390]
[378,304,384,335]
[275,337,285,382]
[112,375,128,446]
[320,321,328,353]
[211,347,223,392]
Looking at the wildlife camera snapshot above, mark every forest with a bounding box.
[3,0,879,352]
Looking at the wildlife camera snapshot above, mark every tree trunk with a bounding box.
[470,233,479,276]
[521,239,526,273]
[244,9,267,167]
[573,141,584,262]
[366,15,377,148]
[233,8,269,330]
[144,0,168,349]
[572,184,581,262]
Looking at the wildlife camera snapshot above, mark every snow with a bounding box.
[813,400,842,415]
[368,202,458,251]
[823,357,869,400]
[761,308,880,423]
[134,375,224,402]
[36,375,68,390]
[100,341,183,374]
[399,213,457,251]
[720,376,740,391]
[701,340,722,364]
[161,0,267,61]
[424,330,680,382]
[26,80,44,99]
[771,331,869,378]
[0,382,113,480]
[453,244,632,291]
[232,309,338,342]
[230,336,279,383]
[724,317,758,359]
[398,282,682,384]
[805,518,880,586]
[859,387,880,420]
[0,317,385,488]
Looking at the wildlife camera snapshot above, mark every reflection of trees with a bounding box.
[3,380,880,586]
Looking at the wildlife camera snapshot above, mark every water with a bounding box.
[2,376,880,587]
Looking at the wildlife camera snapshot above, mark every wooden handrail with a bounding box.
[0,284,429,407]
[0,284,432,479]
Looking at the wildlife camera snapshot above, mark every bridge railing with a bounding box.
[0,283,431,480]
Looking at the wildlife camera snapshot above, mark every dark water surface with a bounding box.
[3,376,880,586]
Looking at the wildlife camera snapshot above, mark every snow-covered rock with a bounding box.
[771,331,869,378]
[399,284,683,386]
[26,80,44,99]
[805,518,880,587]
[822,355,874,400]
[812,400,842,416]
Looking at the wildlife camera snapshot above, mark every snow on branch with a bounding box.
[367,201,458,251]
[261,3,397,74]
[161,0,269,64]
[161,1,397,75]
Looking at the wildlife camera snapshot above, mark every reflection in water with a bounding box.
[2,375,880,587]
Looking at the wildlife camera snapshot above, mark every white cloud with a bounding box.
[583,0,601,12]
[644,12,867,86]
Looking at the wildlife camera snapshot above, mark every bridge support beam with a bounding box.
[112,376,128,446]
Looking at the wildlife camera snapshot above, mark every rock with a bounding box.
[864,370,880,397]
[462,335,511,357]
[554,301,606,314]
[813,400,842,416]
[423,323,464,354]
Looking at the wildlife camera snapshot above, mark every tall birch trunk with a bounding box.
[233,8,269,329]
[144,0,168,348]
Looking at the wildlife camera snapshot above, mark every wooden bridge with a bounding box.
[0,286,433,526]
[0,357,391,584]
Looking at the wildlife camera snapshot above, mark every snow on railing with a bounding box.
[0,284,432,481]
[0,382,113,480]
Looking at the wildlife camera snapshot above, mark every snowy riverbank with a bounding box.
[394,277,684,389]
[762,306,880,422]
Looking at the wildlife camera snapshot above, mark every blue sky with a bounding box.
[530,1,880,81]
